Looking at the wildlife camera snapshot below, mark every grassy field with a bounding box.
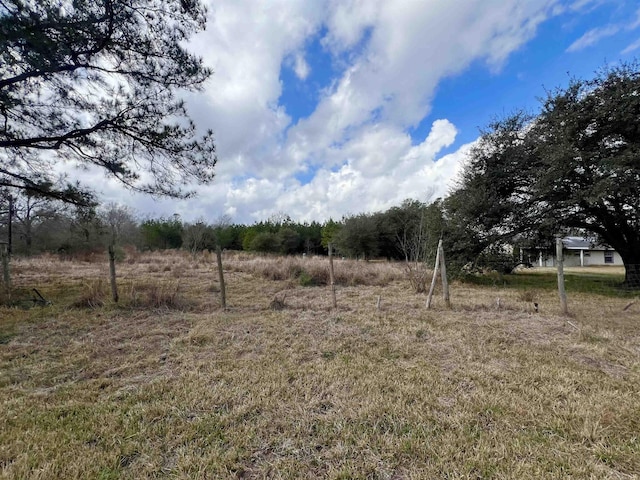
[1,251,639,479]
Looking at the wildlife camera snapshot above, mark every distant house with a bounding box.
[527,236,622,267]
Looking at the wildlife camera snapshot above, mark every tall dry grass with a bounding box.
[1,250,639,478]
[223,252,407,287]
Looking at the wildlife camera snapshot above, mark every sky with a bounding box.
[95,0,640,225]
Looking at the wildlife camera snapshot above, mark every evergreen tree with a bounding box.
[1,0,216,203]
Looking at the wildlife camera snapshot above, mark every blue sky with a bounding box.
[96,0,640,224]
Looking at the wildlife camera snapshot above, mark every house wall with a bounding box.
[564,250,623,267]
[564,252,583,267]
[589,250,623,266]
[528,249,623,268]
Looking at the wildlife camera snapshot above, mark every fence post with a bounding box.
[556,237,568,314]
[439,241,451,309]
[426,239,442,309]
[108,243,119,303]
[216,245,226,309]
[328,243,337,309]
[1,243,10,293]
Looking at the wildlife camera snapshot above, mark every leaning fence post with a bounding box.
[556,237,568,314]
[426,239,442,309]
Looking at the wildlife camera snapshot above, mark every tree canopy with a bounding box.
[0,0,216,204]
[448,62,640,285]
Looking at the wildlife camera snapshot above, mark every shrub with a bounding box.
[298,270,314,286]
[406,263,430,293]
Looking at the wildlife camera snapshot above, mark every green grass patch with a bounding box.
[461,269,634,298]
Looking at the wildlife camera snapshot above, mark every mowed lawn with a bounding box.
[1,252,638,479]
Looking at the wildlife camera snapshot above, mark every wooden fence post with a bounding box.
[1,243,10,293]
[216,245,226,309]
[329,243,337,309]
[426,239,442,309]
[439,241,451,309]
[108,243,119,303]
[556,237,568,314]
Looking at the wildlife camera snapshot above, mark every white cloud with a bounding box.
[187,0,558,223]
[322,0,379,54]
[567,0,608,13]
[628,8,640,31]
[293,52,311,80]
[622,38,640,54]
[286,0,558,171]
[73,0,584,224]
[186,0,325,180]
[566,25,620,52]
[566,8,640,54]
[218,121,468,223]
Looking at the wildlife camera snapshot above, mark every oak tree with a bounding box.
[450,63,640,286]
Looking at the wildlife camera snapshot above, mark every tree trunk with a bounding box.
[25,221,32,256]
[621,256,640,289]
[609,243,640,288]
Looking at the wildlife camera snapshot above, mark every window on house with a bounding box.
[604,251,614,264]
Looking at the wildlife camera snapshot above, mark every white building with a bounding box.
[532,236,622,267]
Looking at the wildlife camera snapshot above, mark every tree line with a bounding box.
[2,1,638,286]
[0,193,447,263]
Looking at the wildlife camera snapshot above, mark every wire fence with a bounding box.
[2,251,639,316]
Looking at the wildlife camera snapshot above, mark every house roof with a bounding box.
[562,236,608,250]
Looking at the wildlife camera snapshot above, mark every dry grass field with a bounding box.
[0,251,639,479]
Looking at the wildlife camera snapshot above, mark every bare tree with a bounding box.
[182,220,212,259]
[100,203,137,303]
[10,192,59,255]
[387,196,442,293]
